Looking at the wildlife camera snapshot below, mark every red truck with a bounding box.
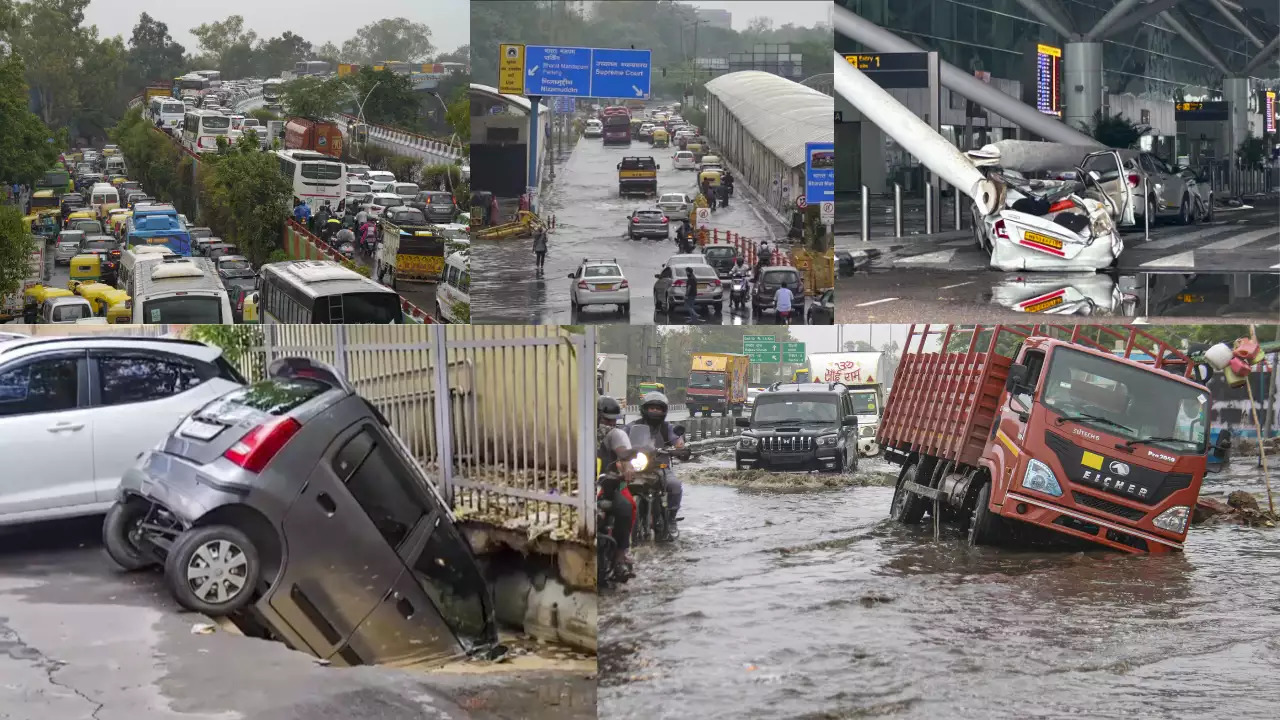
[284,117,344,158]
[878,324,1220,554]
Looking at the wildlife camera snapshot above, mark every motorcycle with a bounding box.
[339,241,355,260]
[596,447,647,590]
[626,423,689,545]
[730,275,749,310]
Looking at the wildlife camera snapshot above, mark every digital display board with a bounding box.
[1174,101,1229,121]
[1035,44,1061,116]
[842,52,929,89]
[1266,91,1276,134]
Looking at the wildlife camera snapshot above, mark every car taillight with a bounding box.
[619,279,629,288]
[994,219,1009,240]
[578,280,589,289]
[661,216,669,223]
[223,416,301,473]
[673,279,685,287]
[632,217,640,223]
[711,278,721,287]
[1127,174,1140,187]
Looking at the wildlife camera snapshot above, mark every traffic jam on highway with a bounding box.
[470,39,835,326]
[597,323,1280,719]
[2,70,472,327]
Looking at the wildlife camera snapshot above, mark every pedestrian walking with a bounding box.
[533,226,549,273]
[684,267,698,323]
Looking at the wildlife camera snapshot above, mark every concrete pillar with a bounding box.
[1064,42,1103,132]
[860,121,888,194]
[1224,76,1251,194]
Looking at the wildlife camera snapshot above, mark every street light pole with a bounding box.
[352,81,380,164]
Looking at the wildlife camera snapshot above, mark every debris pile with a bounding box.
[1193,491,1277,528]
[686,466,898,491]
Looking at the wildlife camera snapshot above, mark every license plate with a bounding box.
[1022,231,1064,250]
[1023,296,1064,313]
[702,406,710,411]
[180,419,223,441]
[698,283,710,291]
[592,283,617,291]
[1176,293,1203,303]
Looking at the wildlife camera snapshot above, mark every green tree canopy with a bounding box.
[190,15,257,72]
[0,52,61,186]
[0,204,36,299]
[256,32,313,78]
[196,135,293,265]
[280,74,348,119]
[1081,110,1152,150]
[347,65,420,127]
[125,13,186,87]
[340,18,435,65]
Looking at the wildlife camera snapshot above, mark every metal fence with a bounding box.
[234,324,597,540]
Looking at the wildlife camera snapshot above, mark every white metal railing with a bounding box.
[234,324,596,539]
[336,112,461,164]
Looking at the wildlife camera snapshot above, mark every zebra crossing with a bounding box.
[841,220,1279,273]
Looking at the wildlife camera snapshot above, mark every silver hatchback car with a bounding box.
[105,357,498,667]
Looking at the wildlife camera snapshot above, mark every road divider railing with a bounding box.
[336,112,460,162]
[697,228,793,268]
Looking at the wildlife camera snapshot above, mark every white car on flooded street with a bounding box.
[672,150,697,171]
[657,193,693,217]
[569,259,630,315]
[584,119,603,138]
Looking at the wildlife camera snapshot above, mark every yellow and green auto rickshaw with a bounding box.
[698,167,723,188]
[651,127,669,148]
[22,285,73,323]
[74,282,126,315]
[67,254,103,289]
[241,291,260,323]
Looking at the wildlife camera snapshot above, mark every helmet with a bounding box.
[597,395,622,422]
[640,391,668,423]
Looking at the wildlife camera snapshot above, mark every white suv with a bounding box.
[0,336,245,526]
[569,259,630,316]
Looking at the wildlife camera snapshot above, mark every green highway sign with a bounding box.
[743,335,780,363]
[782,342,806,364]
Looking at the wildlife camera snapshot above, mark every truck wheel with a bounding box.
[164,525,261,615]
[967,483,1000,548]
[103,499,156,571]
[890,462,928,524]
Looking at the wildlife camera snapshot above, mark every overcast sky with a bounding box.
[83,0,468,55]
[683,0,830,31]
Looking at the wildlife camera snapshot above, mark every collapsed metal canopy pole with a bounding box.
[1012,0,1075,39]
[833,51,998,217]
[1241,35,1280,76]
[1159,9,1230,74]
[1096,0,1182,40]
[833,5,1103,148]
[1207,0,1265,49]
[1083,0,1144,42]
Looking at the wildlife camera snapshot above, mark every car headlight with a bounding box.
[817,434,839,447]
[1152,505,1190,534]
[738,436,756,449]
[630,453,649,472]
[859,425,877,438]
[1021,458,1063,497]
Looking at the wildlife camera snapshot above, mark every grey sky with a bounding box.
[790,325,910,354]
[83,0,468,55]
[683,0,831,31]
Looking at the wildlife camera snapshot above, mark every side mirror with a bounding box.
[567,273,575,279]
[654,273,661,279]
[1088,170,1103,182]
[656,165,660,170]
[735,417,750,427]
[1009,392,1031,419]
[672,424,686,437]
[844,415,858,425]
[1005,364,1030,393]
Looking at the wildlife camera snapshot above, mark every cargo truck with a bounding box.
[0,242,44,322]
[596,353,628,404]
[687,352,749,416]
[375,220,446,284]
[803,352,893,456]
[284,117,344,158]
[878,324,1221,554]
[144,84,171,101]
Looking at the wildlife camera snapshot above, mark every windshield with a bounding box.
[1040,347,1208,453]
[52,303,91,322]
[584,266,621,278]
[201,115,229,130]
[689,371,725,389]
[141,296,224,323]
[752,394,839,424]
[850,391,878,415]
[704,247,734,258]
[348,183,371,195]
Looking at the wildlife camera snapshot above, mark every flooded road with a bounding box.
[472,135,782,325]
[599,455,1280,719]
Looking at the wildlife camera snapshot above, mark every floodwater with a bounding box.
[471,136,779,325]
[599,455,1280,719]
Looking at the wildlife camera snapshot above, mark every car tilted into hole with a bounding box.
[104,356,498,667]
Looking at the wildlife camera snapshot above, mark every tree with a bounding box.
[195,135,292,265]
[280,75,348,119]
[0,52,61,186]
[1080,109,1152,149]
[341,18,434,65]
[435,44,469,65]
[346,66,420,128]
[1235,132,1272,171]
[256,32,313,78]
[74,33,130,141]
[190,15,258,73]
[125,13,186,87]
[313,41,342,66]
[0,204,35,300]
[9,0,89,130]
[746,16,775,34]
[445,84,469,147]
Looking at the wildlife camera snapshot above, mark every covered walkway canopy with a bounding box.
[704,71,834,218]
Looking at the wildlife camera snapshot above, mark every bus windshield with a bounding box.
[201,116,230,130]
[142,296,224,323]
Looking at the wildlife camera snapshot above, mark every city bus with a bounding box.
[275,149,345,213]
[263,78,282,102]
[294,60,331,76]
[193,70,222,87]
[183,109,230,154]
[258,260,404,324]
[174,74,210,100]
[149,96,186,132]
[125,204,192,256]
[131,256,233,324]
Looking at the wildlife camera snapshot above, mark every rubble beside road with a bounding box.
[684,466,898,492]
[1194,490,1278,528]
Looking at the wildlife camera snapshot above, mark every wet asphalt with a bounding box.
[599,454,1280,720]
[470,136,782,326]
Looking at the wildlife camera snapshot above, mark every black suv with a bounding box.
[752,266,804,318]
[734,382,858,473]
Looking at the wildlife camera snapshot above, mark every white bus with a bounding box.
[119,246,176,294]
[193,70,222,87]
[262,78,282,102]
[183,109,231,154]
[175,74,210,100]
[149,97,186,132]
[275,150,345,213]
[294,61,331,76]
[259,260,403,324]
[132,256,233,324]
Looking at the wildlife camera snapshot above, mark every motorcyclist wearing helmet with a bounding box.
[628,391,686,530]
[597,395,635,572]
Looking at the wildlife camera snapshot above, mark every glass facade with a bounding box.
[836,0,1270,100]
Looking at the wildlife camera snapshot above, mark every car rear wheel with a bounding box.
[164,525,261,615]
[1178,194,1191,225]
[103,499,156,571]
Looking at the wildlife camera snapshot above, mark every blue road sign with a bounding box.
[525,45,592,97]
[554,96,575,113]
[805,141,835,204]
[590,48,651,99]
[524,45,651,99]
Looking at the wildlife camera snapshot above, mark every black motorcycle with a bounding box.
[626,424,688,545]
[730,275,749,310]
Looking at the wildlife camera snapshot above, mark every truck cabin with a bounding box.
[617,157,659,195]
